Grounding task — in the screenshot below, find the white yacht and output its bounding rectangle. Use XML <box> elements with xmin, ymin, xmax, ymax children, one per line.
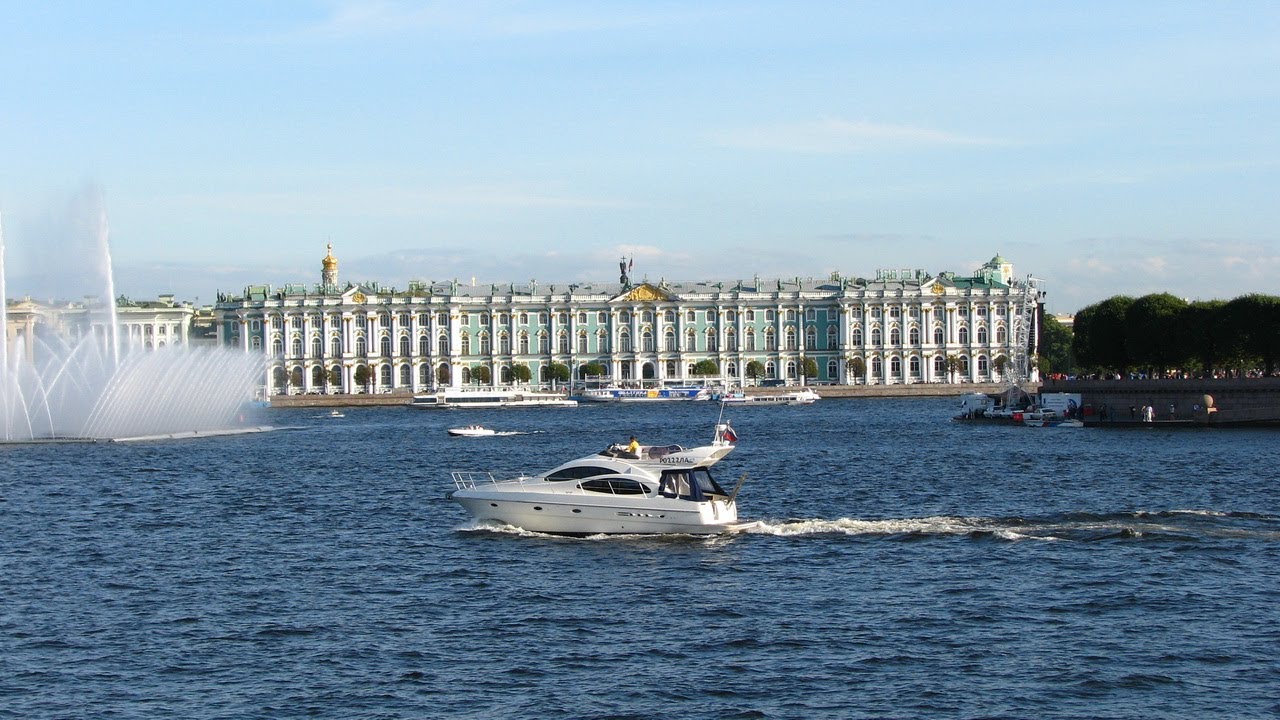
<box><xmin>411</xmin><ymin>387</ymin><xmax>577</xmax><ymax>409</ymax></box>
<box><xmin>448</xmin><ymin>423</ymin><xmax>751</xmax><ymax>535</ymax></box>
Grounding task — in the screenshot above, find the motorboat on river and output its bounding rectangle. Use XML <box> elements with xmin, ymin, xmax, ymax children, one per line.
<box><xmin>448</xmin><ymin>425</ymin><xmax>497</xmax><ymax>437</ymax></box>
<box><xmin>448</xmin><ymin>422</ymin><xmax>751</xmax><ymax>535</ymax></box>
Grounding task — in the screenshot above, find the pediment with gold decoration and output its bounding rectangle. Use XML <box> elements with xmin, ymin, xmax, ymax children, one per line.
<box><xmin>611</xmin><ymin>283</ymin><xmax>677</xmax><ymax>303</ymax></box>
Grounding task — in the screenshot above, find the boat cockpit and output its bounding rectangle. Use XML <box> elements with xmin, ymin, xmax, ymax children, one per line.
<box><xmin>599</xmin><ymin>442</ymin><xmax>684</xmax><ymax>460</ymax></box>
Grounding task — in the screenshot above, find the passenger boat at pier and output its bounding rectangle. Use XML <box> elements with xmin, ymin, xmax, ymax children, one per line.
<box><xmin>720</xmin><ymin>388</ymin><xmax>820</xmax><ymax>406</ymax></box>
<box><xmin>578</xmin><ymin>385</ymin><xmax>711</xmax><ymax>402</ymax></box>
<box><xmin>411</xmin><ymin>387</ymin><xmax>577</xmax><ymax>409</ymax></box>
<box><xmin>448</xmin><ymin>422</ymin><xmax>751</xmax><ymax>535</ymax></box>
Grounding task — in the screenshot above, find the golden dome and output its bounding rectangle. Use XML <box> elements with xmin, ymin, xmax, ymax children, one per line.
<box><xmin>322</xmin><ymin>242</ymin><xmax>338</xmax><ymax>270</ymax></box>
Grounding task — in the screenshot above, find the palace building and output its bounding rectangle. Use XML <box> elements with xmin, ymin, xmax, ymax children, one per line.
<box><xmin>212</xmin><ymin>245</ymin><xmax>1043</xmax><ymax>395</ymax></box>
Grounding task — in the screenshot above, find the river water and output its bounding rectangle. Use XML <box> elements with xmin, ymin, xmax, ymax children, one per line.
<box><xmin>2</xmin><ymin>396</ymin><xmax>1278</xmax><ymax>719</ymax></box>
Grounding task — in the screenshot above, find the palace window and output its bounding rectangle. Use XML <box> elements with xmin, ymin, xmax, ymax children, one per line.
<box><xmin>827</xmin><ymin>359</ymin><xmax>838</xmax><ymax>379</ymax></box>
<box><xmin>332</xmin><ymin>336</ymin><xmax>343</xmax><ymax>357</ymax></box>
<box><xmin>871</xmin><ymin>328</ymin><xmax>882</xmax><ymax>346</ymax></box>
<box><xmin>539</xmin><ymin>332</ymin><xmax>550</xmax><ymax>354</ymax></box>
<box><xmin>400</xmin><ymin>365</ymin><xmax>411</xmax><ymax>386</ymax></box>
<box><xmin>910</xmin><ymin>356</ymin><xmax>922</xmax><ymax>378</ymax></box>
<box><xmin>481</xmin><ymin>313</ymin><xmax>491</xmax><ymax>325</ymax></box>
<box><xmin>745</xmin><ymin>328</ymin><xmax>756</xmax><ymax>352</ymax></box>
<box><xmin>706</xmin><ymin>329</ymin><xmax>717</xmax><ymax>352</ymax></box>
<box><xmin>438</xmin><ymin>334</ymin><xmax>449</xmax><ymax>356</ymax></box>
<box><xmin>519</xmin><ymin>332</ymin><xmax>530</xmax><ymax>354</ymax></box>
<box><xmin>642</xmin><ymin>330</ymin><xmax>654</xmax><ymax>352</ymax></box>
<box><xmin>687</xmin><ymin>310</ymin><xmax>697</xmax><ymax>322</ymax></box>
<box><xmin>765</xmin><ymin>328</ymin><xmax>777</xmax><ymax>351</ymax></box>
<box><xmin>890</xmin><ymin>356</ymin><xmax>901</xmax><ymax>379</ymax></box>
<box><xmin>909</xmin><ymin>326</ymin><xmax>920</xmax><ymax>345</ymax></box>
<box><xmin>765</xmin><ymin>361</ymin><xmax>777</xmax><ymax>378</ymax></box>
<box><xmin>806</xmin><ymin>327</ymin><xmax>817</xmax><ymax>349</ymax></box>
<box><xmin>666</xmin><ymin>329</ymin><xmax>678</xmax><ymax>352</ymax></box>
<box><xmin>379</xmin><ymin>313</ymin><xmax>391</xmax><ymax>328</ymax></box>
<box><xmin>685</xmin><ymin>328</ymin><xmax>697</xmax><ymax>352</ymax></box>
<box><xmin>596</xmin><ymin>329</ymin><xmax>609</xmax><ymax>353</ymax></box>
<box><xmin>765</xmin><ymin>309</ymin><xmax>775</xmax><ymax>322</ymax></box>
<box><xmin>785</xmin><ymin>327</ymin><xmax>797</xmax><ymax>351</ymax></box>
<box><xmin>419</xmin><ymin>334</ymin><xmax>430</xmax><ymax>355</ymax></box>
<box><xmin>460</xmin><ymin>312</ymin><xmax>470</xmax><ymax>325</ymax></box>
<box><xmin>826</xmin><ymin>326</ymin><xmax>837</xmax><ymax>350</ymax></box>
<box><xmin>479</xmin><ymin>332</ymin><xmax>491</xmax><ymax>355</ymax></box>
<box><xmin>619</xmin><ymin>330</ymin><xmax>632</xmax><ymax>353</ymax></box>
<box><xmin>355</xmin><ymin>336</ymin><xmax>367</xmax><ymax>356</ymax></box>
<box><xmin>890</xmin><ymin>327</ymin><xmax>901</xmax><ymax>346</ymax></box>
<box><xmin>889</xmin><ymin>307</ymin><xmax>901</xmax><ymax>319</ymax></box>
<box><xmin>959</xmin><ymin>327</ymin><xmax>969</xmax><ymax>344</ymax></box>
<box><xmin>977</xmin><ymin>327</ymin><xmax>988</xmax><ymax>344</ymax></box>
<box><xmin>578</xmin><ymin>312</ymin><xmax>587</xmax><ymax>324</ymax></box>
<box><xmin>745</xmin><ymin>310</ymin><xmax>755</xmax><ymax>322</ymax></box>
<box><xmin>996</xmin><ymin>325</ymin><xmax>1007</xmax><ymax>344</ymax></box>
<box><xmin>977</xmin><ymin>355</ymin><xmax>989</xmax><ymax>375</ymax></box>
<box><xmin>578</xmin><ymin>331</ymin><xmax>588</xmax><ymax>354</ymax></box>
<box><xmin>934</xmin><ymin>356</ymin><xmax>946</xmax><ymax>378</ymax></box>
<box><xmin>291</xmin><ymin>338</ymin><xmax>303</xmax><ymax>356</ymax></box>
<box><xmin>871</xmin><ymin>356</ymin><xmax>882</xmax><ymax>379</ymax></box>
<box><xmin>460</xmin><ymin>334</ymin><xmax>471</xmax><ymax>355</ymax></box>
<box><xmin>400</xmin><ymin>335</ymin><xmax>411</xmax><ymax>356</ymax></box>
<box><xmin>726</xmin><ymin>328</ymin><xmax>738</xmax><ymax>352</ymax></box>
<box><xmin>558</xmin><ymin>331</ymin><xmax>570</xmax><ymax>354</ymax></box>
<box><xmin>312</xmin><ymin>337</ymin><xmax>322</xmax><ymax>357</ymax></box>
<box><xmin>499</xmin><ymin>332</ymin><xmax>511</xmax><ymax>354</ymax></box>
<box><xmin>598</xmin><ymin>311</ymin><xmax>608</xmax><ymax>324</ymax></box>
<box><xmin>852</xmin><ymin>328</ymin><xmax>863</xmax><ymax>346</ymax></box>
<box><xmin>934</xmin><ymin>325</ymin><xmax>944</xmax><ymax>344</ymax></box>
<box><xmin>381</xmin><ymin>335</ymin><xmax>392</xmax><ymax>357</ymax></box>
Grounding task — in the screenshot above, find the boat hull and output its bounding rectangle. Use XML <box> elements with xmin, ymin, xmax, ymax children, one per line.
<box><xmin>451</xmin><ymin>491</ymin><xmax>739</xmax><ymax>535</ymax></box>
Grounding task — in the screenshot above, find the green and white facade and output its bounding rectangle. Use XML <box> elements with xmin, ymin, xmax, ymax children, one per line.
<box><xmin>213</xmin><ymin>247</ymin><xmax>1042</xmax><ymax>395</ymax></box>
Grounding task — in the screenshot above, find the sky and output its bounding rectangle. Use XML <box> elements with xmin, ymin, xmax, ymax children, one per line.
<box><xmin>1</xmin><ymin>1</ymin><xmax>1277</xmax><ymax>314</ymax></box>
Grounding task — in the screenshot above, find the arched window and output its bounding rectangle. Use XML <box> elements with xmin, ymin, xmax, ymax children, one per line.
<box><xmin>996</xmin><ymin>325</ymin><xmax>1007</xmax><ymax>344</ymax></box>
<box><xmin>539</xmin><ymin>332</ymin><xmax>550</xmax><ymax>354</ymax></box>
<box><xmin>786</xmin><ymin>361</ymin><xmax>798</xmax><ymax>379</ymax></box>
<box><xmin>765</xmin><ymin>361</ymin><xmax>777</xmax><ymax>378</ymax></box>
<box><xmin>642</xmin><ymin>330</ymin><xmax>654</xmax><ymax>352</ymax></box>
<box><xmin>889</xmin><ymin>327</ymin><xmax>901</xmax><ymax>346</ymax></box>
<box><xmin>399</xmin><ymin>364</ymin><xmax>410</xmax><ymax>385</ymax></box>
<box><xmin>958</xmin><ymin>326</ymin><xmax>969</xmax><ymax>344</ymax></box>
<box><xmin>499</xmin><ymin>332</ymin><xmax>511</xmax><ymax>354</ymax></box>
<box><xmin>577</xmin><ymin>330</ymin><xmax>588</xmax><ymax>354</ymax></box>
<box><xmin>909</xmin><ymin>326</ymin><xmax>920</xmax><ymax>345</ymax></box>
<box><xmin>852</xmin><ymin>327</ymin><xmax>863</xmax><ymax>346</ymax></box>
<box><xmin>619</xmin><ymin>330</ymin><xmax>632</xmax><ymax>353</ymax></box>
<box><xmin>438</xmin><ymin>334</ymin><xmax>449</xmax><ymax>356</ymax></box>
<box><xmin>765</xmin><ymin>328</ymin><xmax>777</xmax><ymax>351</ymax></box>
<box><xmin>934</xmin><ymin>355</ymin><xmax>946</xmax><ymax>378</ymax></box>
<box><xmin>826</xmin><ymin>326</ymin><xmax>837</xmax><ymax>350</ymax></box>
<box><xmin>977</xmin><ymin>355</ymin><xmax>989</xmax><ymax>375</ymax></box>
<box><xmin>380</xmin><ymin>364</ymin><xmax>392</xmax><ymax>386</ymax></box>
<box><xmin>727</xmin><ymin>361</ymin><xmax>738</xmax><ymax>377</ymax></box>
<box><xmin>685</xmin><ymin>328</ymin><xmax>697</xmax><ymax>351</ymax></box>
<box><xmin>331</xmin><ymin>335</ymin><xmax>342</xmax><ymax>357</ymax></box>
<box><xmin>870</xmin><ymin>356</ymin><xmax>882</xmax><ymax>379</ymax></box>
<box><xmin>909</xmin><ymin>356</ymin><xmax>921</xmax><ymax>378</ymax></box>
<box><xmin>460</xmin><ymin>333</ymin><xmax>471</xmax><ymax>355</ymax></box>
<box><xmin>519</xmin><ymin>332</ymin><xmax>530</xmax><ymax>354</ymax></box>
<box><xmin>420</xmin><ymin>364</ymin><xmax>431</xmax><ymax>385</ymax></box>
<box><xmin>706</xmin><ymin>329</ymin><xmax>718</xmax><ymax>352</ymax></box>
<box><xmin>666</xmin><ymin>329</ymin><xmax>678</xmax><ymax>352</ymax></box>
<box><xmin>871</xmin><ymin>328</ymin><xmax>882</xmax><ymax>346</ymax></box>
<box><xmin>597</xmin><ymin>329</ymin><xmax>609</xmax><ymax>353</ymax></box>
<box><xmin>380</xmin><ymin>335</ymin><xmax>392</xmax><ymax>357</ymax></box>
<box><xmin>558</xmin><ymin>331</ymin><xmax>570</xmax><ymax>353</ymax></box>
<box><xmin>827</xmin><ymin>359</ymin><xmax>838</xmax><ymax>379</ymax></box>
<box><xmin>890</xmin><ymin>356</ymin><xmax>902</xmax><ymax>379</ymax></box>
<box><xmin>419</xmin><ymin>334</ymin><xmax>430</xmax><ymax>355</ymax></box>
<box><xmin>664</xmin><ymin>310</ymin><xmax>675</xmax><ymax>323</ymax></box>
<box><xmin>977</xmin><ymin>327</ymin><xmax>988</xmax><ymax>344</ymax></box>
<box><xmin>745</xmin><ymin>328</ymin><xmax>756</xmax><ymax>351</ymax></box>
<box><xmin>934</xmin><ymin>325</ymin><xmax>944</xmax><ymax>345</ymax></box>
<box><xmin>785</xmin><ymin>328</ymin><xmax>797</xmax><ymax>350</ymax></box>
<box><xmin>399</xmin><ymin>335</ymin><xmax>410</xmax><ymax>356</ymax></box>
<box><xmin>806</xmin><ymin>327</ymin><xmax>817</xmax><ymax>349</ymax></box>
<box><xmin>355</xmin><ymin>336</ymin><xmax>367</xmax><ymax>356</ymax></box>
<box><xmin>311</xmin><ymin>336</ymin><xmax>322</xmax><ymax>358</ymax></box>
<box><xmin>291</xmin><ymin>337</ymin><xmax>303</xmax><ymax>357</ymax></box>
<box><xmin>479</xmin><ymin>332</ymin><xmax>491</xmax><ymax>355</ymax></box>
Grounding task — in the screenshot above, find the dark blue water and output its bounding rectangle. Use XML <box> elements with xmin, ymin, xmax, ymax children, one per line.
<box><xmin>3</xmin><ymin>397</ymin><xmax>1279</xmax><ymax>719</ymax></box>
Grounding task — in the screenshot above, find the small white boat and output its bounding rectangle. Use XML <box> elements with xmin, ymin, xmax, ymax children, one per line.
<box><xmin>1020</xmin><ymin>410</ymin><xmax>1083</xmax><ymax>428</ymax></box>
<box><xmin>448</xmin><ymin>425</ymin><xmax>497</xmax><ymax>437</ymax></box>
<box><xmin>328</xmin><ymin>409</ymin><xmax>345</xmax><ymax>418</ymax></box>
<box><xmin>720</xmin><ymin>388</ymin><xmax>819</xmax><ymax>406</ymax></box>
<box><xmin>448</xmin><ymin>422</ymin><xmax>750</xmax><ymax>535</ymax></box>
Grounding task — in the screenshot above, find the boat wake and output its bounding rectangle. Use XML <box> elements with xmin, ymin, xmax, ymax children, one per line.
<box><xmin>455</xmin><ymin>511</ymin><xmax>1280</xmax><ymax>543</ymax></box>
<box><xmin>742</xmin><ymin>510</ymin><xmax>1280</xmax><ymax>542</ymax></box>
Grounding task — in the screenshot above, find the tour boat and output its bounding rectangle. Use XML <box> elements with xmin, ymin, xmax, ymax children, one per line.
<box><xmin>448</xmin><ymin>422</ymin><xmax>752</xmax><ymax>535</ymax></box>
<box><xmin>1019</xmin><ymin>409</ymin><xmax>1083</xmax><ymax>428</ymax></box>
<box><xmin>411</xmin><ymin>387</ymin><xmax>578</xmax><ymax>409</ymax></box>
<box><xmin>719</xmin><ymin>388</ymin><xmax>820</xmax><ymax>406</ymax></box>
<box><xmin>578</xmin><ymin>385</ymin><xmax>711</xmax><ymax>402</ymax></box>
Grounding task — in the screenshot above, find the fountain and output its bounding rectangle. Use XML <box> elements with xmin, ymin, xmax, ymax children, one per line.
<box><xmin>1</xmin><ymin>194</ymin><xmax>266</xmax><ymax>442</ymax></box>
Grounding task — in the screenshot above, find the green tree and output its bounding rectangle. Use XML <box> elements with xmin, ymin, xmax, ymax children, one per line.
<box><xmin>800</xmin><ymin>357</ymin><xmax>818</xmax><ymax>381</ymax></box>
<box><xmin>471</xmin><ymin>364</ymin><xmax>491</xmax><ymax>384</ymax></box>
<box><xmin>510</xmin><ymin>364</ymin><xmax>532</xmax><ymax>383</ymax></box>
<box><xmin>436</xmin><ymin>364</ymin><xmax>450</xmax><ymax>384</ymax></box>
<box><xmin>353</xmin><ymin>364</ymin><xmax>370</xmax><ymax>391</ymax></box>
<box><xmin>692</xmin><ymin>359</ymin><xmax>720</xmax><ymax>376</ymax></box>
<box><xmin>1125</xmin><ymin>293</ymin><xmax>1189</xmax><ymax>375</ymax></box>
<box><xmin>944</xmin><ymin>354</ymin><xmax>962</xmax><ymax>382</ymax></box>
<box><xmin>1072</xmin><ymin>295</ymin><xmax>1134</xmax><ymax>374</ymax></box>
<box><xmin>745</xmin><ymin>360</ymin><xmax>765</xmax><ymax>383</ymax></box>
<box><xmin>580</xmin><ymin>361</ymin><xmax>605</xmax><ymax>378</ymax></box>
<box><xmin>1178</xmin><ymin>300</ymin><xmax>1229</xmax><ymax>375</ymax></box>
<box><xmin>327</xmin><ymin>366</ymin><xmax>341</xmax><ymax>389</ymax></box>
<box><xmin>548</xmin><ymin>362</ymin><xmax>571</xmax><ymax>384</ymax></box>
<box><xmin>845</xmin><ymin>356</ymin><xmax>865</xmax><ymax>384</ymax></box>
<box><xmin>1038</xmin><ymin>315</ymin><xmax>1074</xmax><ymax>377</ymax></box>
<box><xmin>1223</xmin><ymin>294</ymin><xmax>1280</xmax><ymax>375</ymax></box>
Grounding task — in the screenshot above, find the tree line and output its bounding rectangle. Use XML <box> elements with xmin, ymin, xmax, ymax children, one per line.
<box><xmin>1070</xmin><ymin>293</ymin><xmax>1280</xmax><ymax>377</ymax></box>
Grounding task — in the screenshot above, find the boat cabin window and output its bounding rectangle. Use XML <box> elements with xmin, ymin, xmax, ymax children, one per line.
<box><xmin>546</xmin><ymin>465</ymin><xmax>615</xmax><ymax>482</ymax></box>
<box><xmin>658</xmin><ymin>468</ymin><xmax>727</xmax><ymax>501</ymax></box>
<box><xmin>579</xmin><ymin>479</ymin><xmax>649</xmax><ymax>495</ymax></box>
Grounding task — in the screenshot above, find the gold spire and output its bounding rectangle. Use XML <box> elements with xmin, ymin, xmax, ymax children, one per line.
<box><xmin>322</xmin><ymin>242</ymin><xmax>338</xmax><ymax>271</ymax></box>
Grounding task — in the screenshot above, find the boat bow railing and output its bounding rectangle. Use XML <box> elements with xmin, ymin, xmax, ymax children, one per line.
<box><xmin>451</xmin><ymin>471</ymin><xmax>538</xmax><ymax>490</ymax></box>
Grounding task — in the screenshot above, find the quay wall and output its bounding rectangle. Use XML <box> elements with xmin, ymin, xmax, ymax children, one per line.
<box><xmin>266</xmin><ymin>382</ymin><xmax>1023</xmax><ymax>407</ymax></box>
<box><xmin>1041</xmin><ymin>377</ymin><xmax>1280</xmax><ymax>426</ymax></box>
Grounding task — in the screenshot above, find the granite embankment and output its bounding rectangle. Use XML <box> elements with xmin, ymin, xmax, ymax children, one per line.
<box><xmin>266</xmin><ymin>382</ymin><xmax>1020</xmax><ymax>408</ymax></box>
<box><xmin>1043</xmin><ymin>377</ymin><xmax>1280</xmax><ymax>426</ymax></box>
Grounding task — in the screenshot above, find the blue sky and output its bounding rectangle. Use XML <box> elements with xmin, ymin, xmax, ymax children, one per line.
<box><xmin>1</xmin><ymin>1</ymin><xmax>1277</xmax><ymax>313</ymax></box>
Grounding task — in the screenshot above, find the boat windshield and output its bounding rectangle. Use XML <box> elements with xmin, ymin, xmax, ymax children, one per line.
<box><xmin>657</xmin><ymin>467</ymin><xmax>726</xmax><ymax>501</ymax></box>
